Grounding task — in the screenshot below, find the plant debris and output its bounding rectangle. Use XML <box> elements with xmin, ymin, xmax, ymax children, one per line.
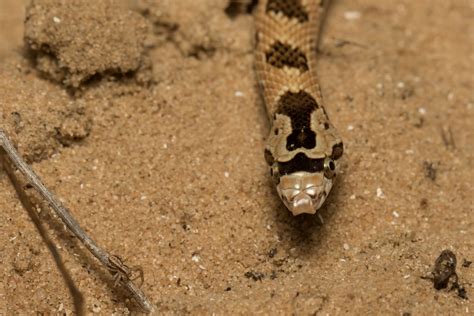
<box><xmin>422</xmin><ymin>250</ymin><xmax>468</xmax><ymax>300</ymax></box>
<box><xmin>462</xmin><ymin>259</ymin><xmax>472</xmax><ymax>268</ymax></box>
<box><xmin>244</xmin><ymin>271</ymin><xmax>265</xmax><ymax>281</ymax></box>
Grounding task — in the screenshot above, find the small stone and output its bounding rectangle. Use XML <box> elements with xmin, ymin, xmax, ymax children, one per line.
<box><xmin>344</xmin><ymin>11</ymin><xmax>361</xmax><ymax>20</ymax></box>
<box><xmin>192</xmin><ymin>253</ymin><xmax>201</xmax><ymax>262</ymax></box>
<box><xmin>376</xmin><ymin>187</ymin><xmax>385</xmax><ymax>198</ymax></box>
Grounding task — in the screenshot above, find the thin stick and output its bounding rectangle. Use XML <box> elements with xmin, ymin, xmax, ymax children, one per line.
<box><xmin>0</xmin><ymin>129</ymin><xmax>155</xmax><ymax>313</ymax></box>
<box><xmin>0</xmin><ymin>151</ymin><xmax>85</xmax><ymax>315</ymax></box>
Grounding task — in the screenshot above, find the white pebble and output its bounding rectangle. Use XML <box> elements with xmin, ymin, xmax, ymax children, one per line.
<box><xmin>192</xmin><ymin>254</ymin><xmax>201</xmax><ymax>262</ymax></box>
<box><xmin>347</xmin><ymin>124</ymin><xmax>354</xmax><ymax>131</ymax></box>
<box><xmin>376</xmin><ymin>187</ymin><xmax>385</xmax><ymax>198</ymax></box>
<box><xmin>344</xmin><ymin>10</ymin><xmax>361</xmax><ymax>20</ymax></box>
<box><xmin>349</xmin><ymin>194</ymin><xmax>356</xmax><ymax>200</ymax></box>
<box><xmin>343</xmin><ymin>243</ymin><xmax>350</xmax><ymax>250</ymax></box>
<box><xmin>392</xmin><ymin>211</ymin><xmax>400</xmax><ymax>218</ymax></box>
<box><xmin>234</xmin><ymin>91</ymin><xmax>244</xmax><ymax>97</ymax></box>
<box><xmin>224</xmin><ymin>171</ymin><xmax>230</xmax><ymax>178</ymax></box>
<box><xmin>418</xmin><ymin>107</ymin><xmax>427</xmax><ymax>115</ymax></box>
<box><xmin>397</xmin><ymin>81</ymin><xmax>405</xmax><ymax>88</ymax></box>
<box><xmin>53</xmin><ymin>16</ymin><xmax>61</xmax><ymax>23</ymax></box>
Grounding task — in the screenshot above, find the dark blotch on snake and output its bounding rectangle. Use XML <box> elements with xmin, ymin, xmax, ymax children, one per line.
<box><xmin>265</xmin><ymin>41</ymin><xmax>309</xmax><ymax>72</ymax></box>
<box><xmin>331</xmin><ymin>142</ymin><xmax>344</xmax><ymax>160</ymax></box>
<box><xmin>276</xmin><ymin>91</ymin><xmax>319</xmax><ymax>151</ymax></box>
<box><xmin>264</xmin><ymin>148</ymin><xmax>275</xmax><ymax>166</ymax></box>
<box><xmin>278</xmin><ymin>153</ymin><xmax>324</xmax><ymax>175</ymax></box>
<box><xmin>266</xmin><ymin>0</ymin><xmax>309</xmax><ymax>23</ymax></box>
<box><xmin>225</xmin><ymin>0</ymin><xmax>258</xmax><ymax>18</ymax></box>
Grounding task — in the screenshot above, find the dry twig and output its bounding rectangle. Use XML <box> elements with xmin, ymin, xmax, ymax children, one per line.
<box><xmin>0</xmin><ymin>129</ymin><xmax>155</xmax><ymax>313</ymax></box>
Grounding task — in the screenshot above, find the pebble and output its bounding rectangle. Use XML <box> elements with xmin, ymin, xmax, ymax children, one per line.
<box><xmin>344</xmin><ymin>11</ymin><xmax>361</xmax><ymax>20</ymax></box>
<box><xmin>192</xmin><ymin>254</ymin><xmax>201</xmax><ymax>262</ymax></box>
<box><xmin>376</xmin><ymin>187</ymin><xmax>385</xmax><ymax>198</ymax></box>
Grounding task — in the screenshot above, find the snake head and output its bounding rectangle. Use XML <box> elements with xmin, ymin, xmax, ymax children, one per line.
<box><xmin>269</xmin><ymin>154</ymin><xmax>338</xmax><ymax>216</ymax></box>
<box><xmin>276</xmin><ymin>170</ymin><xmax>333</xmax><ymax>216</ymax></box>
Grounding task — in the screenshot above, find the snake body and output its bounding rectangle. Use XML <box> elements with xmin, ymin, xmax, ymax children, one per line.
<box><xmin>255</xmin><ymin>0</ymin><xmax>343</xmax><ymax>215</ymax></box>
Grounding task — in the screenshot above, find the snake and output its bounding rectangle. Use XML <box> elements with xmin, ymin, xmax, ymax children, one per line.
<box><xmin>255</xmin><ymin>0</ymin><xmax>343</xmax><ymax>216</ymax></box>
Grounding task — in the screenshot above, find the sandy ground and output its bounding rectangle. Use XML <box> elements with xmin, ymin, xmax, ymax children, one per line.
<box><xmin>0</xmin><ymin>0</ymin><xmax>473</xmax><ymax>314</ymax></box>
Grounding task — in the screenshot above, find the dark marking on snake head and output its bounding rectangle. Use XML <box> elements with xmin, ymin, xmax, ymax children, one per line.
<box><xmin>265</xmin><ymin>41</ymin><xmax>308</xmax><ymax>72</ymax></box>
<box><xmin>276</xmin><ymin>91</ymin><xmax>319</xmax><ymax>151</ymax></box>
<box><xmin>331</xmin><ymin>142</ymin><xmax>344</xmax><ymax>160</ymax></box>
<box><xmin>266</xmin><ymin>0</ymin><xmax>309</xmax><ymax>23</ymax></box>
<box><xmin>264</xmin><ymin>148</ymin><xmax>275</xmax><ymax>166</ymax></box>
<box><xmin>286</xmin><ymin>128</ymin><xmax>316</xmax><ymax>151</ymax></box>
<box><xmin>278</xmin><ymin>153</ymin><xmax>324</xmax><ymax>175</ymax></box>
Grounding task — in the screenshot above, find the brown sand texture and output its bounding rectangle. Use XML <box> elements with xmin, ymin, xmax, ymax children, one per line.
<box><xmin>0</xmin><ymin>0</ymin><xmax>473</xmax><ymax>314</ymax></box>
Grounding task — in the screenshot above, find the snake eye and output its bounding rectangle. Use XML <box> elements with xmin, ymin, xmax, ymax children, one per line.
<box><xmin>324</xmin><ymin>157</ymin><xmax>336</xmax><ymax>179</ymax></box>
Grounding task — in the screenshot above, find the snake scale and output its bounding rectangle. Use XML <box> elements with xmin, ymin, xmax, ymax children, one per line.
<box><xmin>255</xmin><ymin>0</ymin><xmax>343</xmax><ymax>215</ymax></box>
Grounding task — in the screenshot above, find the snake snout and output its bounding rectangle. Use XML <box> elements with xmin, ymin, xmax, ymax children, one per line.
<box><xmin>276</xmin><ymin>172</ymin><xmax>331</xmax><ymax>216</ymax></box>
<box><xmin>279</xmin><ymin>188</ymin><xmax>325</xmax><ymax>216</ymax></box>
